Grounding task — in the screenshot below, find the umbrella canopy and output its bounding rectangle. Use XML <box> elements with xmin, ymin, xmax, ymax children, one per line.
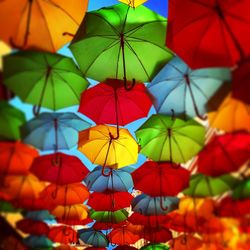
<box><xmin>78</xmin><ymin>125</ymin><xmax>139</xmax><ymax>168</ymax></box>
<box><xmin>0</xmin><ymin>72</ymin><xmax>14</xmax><ymax>100</ymax></box>
<box><xmin>40</xmin><ymin>183</ymin><xmax>89</xmax><ymax>206</ymax></box>
<box><xmin>30</xmin><ymin>153</ymin><xmax>89</xmax><ymax>185</ymax></box>
<box><xmin>208</xmin><ymin>94</ymin><xmax>250</xmax><ymax>132</ymax></box>
<box><xmin>21</xmin><ymin>112</ymin><xmax>91</xmax><ymax>151</ymax></box>
<box><xmin>0</xmin><ymin>40</ymin><xmax>11</xmax><ymax>70</ymax></box>
<box><xmin>23</xmin><ymin>236</ymin><xmax>53</xmax><ymax>249</ymax></box>
<box><xmin>54</xmin><ymin>245</ymin><xmax>78</xmax><ymax>250</ymax></box>
<box><xmin>0</xmin><ymin>141</ymin><xmax>38</xmax><ymax>176</ymax></box>
<box><xmin>70</xmin><ymin>3</ymin><xmax>173</xmax><ymax>85</ymax></box>
<box><xmin>108</xmin><ymin>227</ymin><xmax>140</xmax><ymax>245</ymax></box>
<box><xmin>0</xmin><ymin>174</ymin><xmax>45</xmax><ymax>200</ymax></box>
<box><xmin>0</xmin><ymin>201</ymin><xmax>21</xmax><ymax>213</ymax></box>
<box><xmin>3</xmin><ymin>51</ymin><xmax>89</xmax><ymax>112</ymax></box>
<box><xmin>132</xmin><ymin>193</ymin><xmax>179</xmax><ymax>215</ymax></box>
<box><xmin>89</xmin><ymin>209</ymin><xmax>128</xmax><ymax>224</ymax></box>
<box><xmin>142</xmin><ymin>227</ymin><xmax>172</xmax><ymax>243</ymax></box>
<box><xmin>48</xmin><ymin>225</ymin><xmax>78</xmax><ymax>244</ymax></box>
<box><xmin>140</xmin><ymin>244</ymin><xmax>169</xmax><ymax>250</ymax></box>
<box><xmin>135</xmin><ymin>114</ymin><xmax>205</xmax><ymax>163</ymax></box>
<box><xmin>167</xmin><ymin>0</ymin><xmax>250</xmax><ymax>68</ymax></box>
<box><xmin>148</xmin><ymin>56</ymin><xmax>231</xmax><ymax>119</ymax></box>
<box><xmin>232</xmin><ymin>179</ymin><xmax>250</xmax><ymax>199</ymax></box>
<box><xmin>132</xmin><ymin>161</ymin><xmax>190</xmax><ymax>196</ymax></box>
<box><xmin>16</xmin><ymin>219</ymin><xmax>49</xmax><ymax>236</ymax></box>
<box><xmin>78</xmin><ymin>229</ymin><xmax>108</xmax><ymax>248</ymax></box>
<box><xmin>197</xmin><ymin>132</ymin><xmax>250</xmax><ymax>176</ymax></box>
<box><xmin>169</xmin><ymin>235</ymin><xmax>203</xmax><ymax>250</ymax></box>
<box><xmin>24</xmin><ymin>210</ymin><xmax>55</xmax><ymax>221</ymax></box>
<box><xmin>0</xmin><ymin>101</ymin><xmax>26</xmax><ymax>141</ymax></box>
<box><xmin>78</xmin><ymin>79</ymin><xmax>152</xmax><ymax>126</ymax></box>
<box><xmin>119</xmin><ymin>0</ymin><xmax>148</xmax><ymax>8</ymax></box>
<box><xmin>183</xmin><ymin>174</ymin><xmax>239</xmax><ymax>197</ymax></box>
<box><xmin>0</xmin><ymin>0</ymin><xmax>88</xmax><ymax>52</ymax></box>
<box><xmin>88</xmin><ymin>191</ymin><xmax>133</xmax><ymax>211</ymax></box>
<box><xmin>115</xmin><ymin>246</ymin><xmax>138</xmax><ymax>250</ymax></box>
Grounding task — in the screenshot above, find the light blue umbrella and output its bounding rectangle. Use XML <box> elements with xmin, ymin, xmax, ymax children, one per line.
<box><xmin>148</xmin><ymin>56</ymin><xmax>231</xmax><ymax>119</ymax></box>
<box><xmin>78</xmin><ymin>228</ymin><xmax>108</xmax><ymax>247</ymax></box>
<box><xmin>85</xmin><ymin>166</ymin><xmax>134</xmax><ymax>192</ymax></box>
<box><xmin>23</xmin><ymin>236</ymin><xmax>53</xmax><ymax>249</ymax></box>
<box><xmin>131</xmin><ymin>194</ymin><xmax>179</xmax><ymax>215</ymax></box>
<box><xmin>24</xmin><ymin>210</ymin><xmax>55</xmax><ymax>221</ymax></box>
<box><xmin>21</xmin><ymin>112</ymin><xmax>91</xmax><ymax>151</ymax></box>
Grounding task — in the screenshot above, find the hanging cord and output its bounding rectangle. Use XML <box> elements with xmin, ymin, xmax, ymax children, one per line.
<box><xmin>101</xmin><ymin>133</ymin><xmax>114</xmax><ymax>176</ymax></box>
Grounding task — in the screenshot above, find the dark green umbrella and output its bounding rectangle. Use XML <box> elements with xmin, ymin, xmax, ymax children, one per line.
<box><xmin>232</xmin><ymin>178</ymin><xmax>250</xmax><ymax>199</ymax></box>
<box><xmin>135</xmin><ymin>114</ymin><xmax>205</xmax><ymax>163</ymax></box>
<box><xmin>89</xmin><ymin>209</ymin><xmax>128</xmax><ymax>224</ymax></box>
<box><xmin>3</xmin><ymin>51</ymin><xmax>89</xmax><ymax>114</ymax></box>
<box><xmin>0</xmin><ymin>201</ymin><xmax>21</xmax><ymax>213</ymax></box>
<box><xmin>0</xmin><ymin>101</ymin><xmax>26</xmax><ymax>140</ymax></box>
<box><xmin>140</xmin><ymin>244</ymin><xmax>170</xmax><ymax>250</ymax></box>
<box><xmin>70</xmin><ymin>3</ymin><xmax>173</xmax><ymax>89</ymax></box>
<box><xmin>183</xmin><ymin>174</ymin><xmax>239</xmax><ymax>197</ymax></box>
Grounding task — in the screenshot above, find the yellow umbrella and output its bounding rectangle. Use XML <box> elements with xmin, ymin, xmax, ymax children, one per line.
<box><xmin>0</xmin><ymin>40</ymin><xmax>11</xmax><ymax>70</ymax></box>
<box><xmin>119</xmin><ymin>0</ymin><xmax>148</xmax><ymax>8</ymax></box>
<box><xmin>78</xmin><ymin>125</ymin><xmax>139</xmax><ymax>169</ymax></box>
<box><xmin>208</xmin><ymin>94</ymin><xmax>250</xmax><ymax>132</ymax></box>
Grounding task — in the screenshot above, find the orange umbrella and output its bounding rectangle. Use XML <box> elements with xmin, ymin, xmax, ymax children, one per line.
<box><xmin>0</xmin><ymin>0</ymin><xmax>88</xmax><ymax>52</ymax></box>
<box><xmin>40</xmin><ymin>182</ymin><xmax>89</xmax><ymax>206</ymax></box>
<box><xmin>48</xmin><ymin>225</ymin><xmax>78</xmax><ymax>244</ymax></box>
<box><xmin>0</xmin><ymin>174</ymin><xmax>45</xmax><ymax>200</ymax></box>
<box><xmin>0</xmin><ymin>141</ymin><xmax>38</xmax><ymax>176</ymax></box>
<box><xmin>208</xmin><ymin>94</ymin><xmax>250</xmax><ymax>132</ymax></box>
<box><xmin>50</xmin><ymin>204</ymin><xmax>88</xmax><ymax>221</ymax></box>
<box><xmin>170</xmin><ymin>235</ymin><xmax>203</xmax><ymax>250</ymax></box>
<box><xmin>54</xmin><ymin>245</ymin><xmax>78</xmax><ymax>250</ymax></box>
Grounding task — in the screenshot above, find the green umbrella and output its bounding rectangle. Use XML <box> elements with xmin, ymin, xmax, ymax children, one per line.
<box><xmin>183</xmin><ymin>174</ymin><xmax>239</xmax><ymax>197</ymax></box>
<box><xmin>3</xmin><ymin>51</ymin><xmax>89</xmax><ymax>114</ymax></box>
<box><xmin>232</xmin><ymin>179</ymin><xmax>250</xmax><ymax>199</ymax></box>
<box><xmin>140</xmin><ymin>244</ymin><xmax>170</xmax><ymax>250</ymax></box>
<box><xmin>0</xmin><ymin>101</ymin><xmax>26</xmax><ymax>140</ymax></box>
<box><xmin>89</xmin><ymin>209</ymin><xmax>128</xmax><ymax>224</ymax></box>
<box><xmin>70</xmin><ymin>3</ymin><xmax>173</xmax><ymax>89</ymax></box>
<box><xmin>135</xmin><ymin>114</ymin><xmax>205</xmax><ymax>163</ymax></box>
<box><xmin>0</xmin><ymin>201</ymin><xmax>21</xmax><ymax>213</ymax></box>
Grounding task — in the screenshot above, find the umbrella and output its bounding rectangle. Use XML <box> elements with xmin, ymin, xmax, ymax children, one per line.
<box><xmin>23</xmin><ymin>236</ymin><xmax>53</xmax><ymax>249</ymax></box>
<box><xmin>140</xmin><ymin>244</ymin><xmax>169</xmax><ymax>250</ymax></box>
<box><xmin>0</xmin><ymin>72</ymin><xmax>14</xmax><ymax>100</ymax></box>
<box><xmin>70</xmin><ymin>3</ymin><xmax>173</xmax><ymax>88</ymax></box>
<box><xmin>30</xmin><ymin>153</ymin><xmax>89</xmax><ymax>185</ymax></box>
<box><xmin>0</xmin><ymin>141</ymin><xmax>38</xmax><ymax>176</ymax></box>
<box><xmin>50</xmin><ymin>204</ymin><xmax>88</xmax><ymax>221</ymax></box>
<box><xmin>48</xmin><ymin>226</ymin><xmax>78</xmax><ymax>244</ymax></box>
<box><xmin>21</xmin><ymin>112</ymin><xmax>91</xmax><ymax>151</ymax></box>
<box><xmin>24</xmin><ymin>210</ymin><xmax>55</xmax><ymax>221</ymax></box>
<box><xmin>142</xmin><ymin>227</ymin><xmax>172</xmax><ymax>243</ymax></box>
<box><xmin>135</xmin><ymin>114</ymin><xmax>205</xmax><ymax>163</ymax></box>
<box><xmin>78</xmin><ymin>229</ymin><xmax>108</xmax><ymax>248</ymax></box>
<box><xmin>0</xmin><ymin>40</ymin><xmax>11</xmax><ymax>70</ymax></box>
<box><xmin>54</xmin><ymin>245</ymin><xmax>78</xmax><ymax>250</ymax></box>
<box><xmin>108</xmin><ymin>227</ymin><xmax>140</xmax><ymax>245</ymax></box>
<box><xmin>132</xmin><ymin>161</ymin><xmax>190</xmax><ymax>197</ymax></box>
<box><xmin>131</xmin><ymin>193</ymin><xmax>179</xmax><ymax>215</ymax></box>
<box><xmin>0</xmin><ymin>101</ymin><xmax>26</xmax><ymax>141</ymax></box>
<box><xmin>16</xmin><ymin>219</ymin><xmax>49</xmax><ymax>236</ymax></box>
<box><xmin>148</xmin><ymin>56</ymin><xmax>231</xmax><ymax>119</ymax></box>
<box><xmin>78</xmin><ymin>79</ymin><xmax>152</xmax><ymax>126</ymax></box>
<box><xmin>40</xmin><ymin>183</ymin><xmax>89</xmax><ymax>205</ymax></box>
<box><xmin>0</xmin><ymin>201</ymin><xmax>21</xmax><ymax>213</ymax></box>
<box><xmin>0</xmin><ymin>0</ymin><xmax>88</xmax><ymax>52</ymax></box>
<box><xmin>0</xmin><ymin>174</ymin><xmax>45</xmax><ymax>200</ymax></box>
<box><xmin>56</xmin><ymin>217</ymin><xmax>93</xmax><ymax>226</ymax></box>
<box><xmin>167</xmin><ymin>0</ymin><xmax>250</xmax><ymax>68</ymax></box>
<box><xmin>88</xmin><ymin>191</ymin><xmax>133</xmax><ymax>211</ymax></box>
<box><xmin>93</xmin><ymin>221</ymin><xmax>127</xmax><ymax>231</ymax></box>
<box><xmin>3</xmin><ymin>51</ymin><xmax>89</xmax><ymax>114</ymax></box>
<box><xmin>183</xmin><ymin>174</ymin><xmax>239</xmax><ymax>197</ymax></box>
<box><xmin>169</xmin><ymin>235</ymin><xmax>203</xmax><ymax>250</ymax></box>
<box><xmin>197</xmin><ymin>132</ymin><xmax>250</xmax><ymax>176</ymax></box>
<box><xmin>232</xmin><ymin>179</ymin><xmax>250</xmax><ymax>199</ymax></box>
<box><xmin>89</xmin><ymin>209</ymin><xmax>128</xmax><ymax>224</ymax></box>
<box><xmin>208</xmin><ymin>94</ymin><xmax>250</xmax><ymax>132</ymax></box>
<box><xmin>114</xmin><ymin>246</ymin><xmax>138</xmax><ymax>250</ymax></box>
<box><xmin>85</xmin><ymin>166</ymin><xmax>133</xmax><ymax>192</ymax></box>
<box><xmin>78</xmin><ymin>125</ymin><xmax>139</xmax><ymax>170</ymax></box>
<box><xmin>119</xmin><ymin>0</ymin><xmax>148</xmax><ymax>8</ymax></box>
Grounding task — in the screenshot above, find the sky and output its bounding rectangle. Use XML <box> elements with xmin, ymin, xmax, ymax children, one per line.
<box><xmin>9</xmin><ymin>0</ymin><xmax>168</xmax><ymax>171</ymax></box>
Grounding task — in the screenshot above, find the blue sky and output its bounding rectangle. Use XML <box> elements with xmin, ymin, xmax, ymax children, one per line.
<box><xmin>10</xmin><ymin>0</ymin><xmax>168</xmax><ymax>171</ymax></box>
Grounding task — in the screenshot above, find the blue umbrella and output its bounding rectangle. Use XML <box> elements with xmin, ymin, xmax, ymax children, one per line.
<box><xmin>131</xmin><ymin>193</ymin><xmax>179</xmax><ymax>215</ymax></box>
<box><xmin>85</xmin><ymin>166</ymin><xmax>134</xmax><ymax>192</ymax></box>
<box><xmin>78</xmin><ymin>228</ymin><xmax>108</xmax><ymax>247</ymax></box>
<box><xmin>23</xmin><ymin>236</ymin><xmax>53</xmax><ymax>249</ymax></box>
<box><xmin>21</xmin><ymin>112</ymin><xmax>91</xmax><ymax>151</ymax></box>
<box><xmin>24</xmin><ymin>210</ymin><xmax>55</xmax><ymax>221</ymax></box>
<box><xmin>148</xmin><ymin>56</ymin><xmax>231</xmax><ymax>119</ymax></box>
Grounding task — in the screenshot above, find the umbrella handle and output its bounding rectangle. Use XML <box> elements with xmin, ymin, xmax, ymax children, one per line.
<box><xmin>124</xmin><ymin>77</ymin><xmax>136</xmax><ymax>91</ymax></box>
<box><xmin>9</xmin><ymin>37</ymin><xmax>25</xmax><ymax>50</ymax></box>
<box><xmin>32</xmin><ymin>105</ymin><xmax>41</xmax><ymax>116</ymax></box>
<box><xmin>62</xmin><ymin>227</ymin><xmax>71</xmax><ymax>236</ymax></box>
<box><xmin>51</xmin><ymin>187</ymin><xmax>58</xmax><ymax>200</ymax></box>
<box><xmin>62</xmin><ymin>32</ymin><xmax>75</xmax><ymax>37</ymax></box>
<box><xmin>51</xmin><ymin>153</ymin><xmax>62</xmax><ymax>167</ymax></box>
<box><xmin>160</xmin><ymin>196</ymin><xmax>169</xmax><ymax>211</ymax></box>
<box><xmin>101</xmin><ymin>166</ymin><xmax>112</xmax><ymax>176</ymax></box>
<box><xmin>196</xmin><ymin>112</ymin><xmax>207</xmax><ymax>121</ymax></box>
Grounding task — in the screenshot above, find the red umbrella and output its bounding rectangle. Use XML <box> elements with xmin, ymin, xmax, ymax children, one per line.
<box><xmin>197</xmin><ymin>132</ymin><xmax>250</xmax><ymax>176</ymax></box>
<box><xmin>57</xmin><ymin>217</ymin><xmax>93</xmax><ymax>226</ymax></box>
<box><xmin>167</xmin><ymin>0</ymin><xmax>250</xmax><ymax>68</ymax></box>
<box><xmin>78</xmin><ymin>79</ymin><xmax>152</xmax><ymax>126</ymax></box>
<box><xmin>132</xmin><ymin>161</ymin><xmax>190</xmax><ymax>196</ymax></box>
<box><xmin>232</xmin><ymin>58</ymin><xmax>250</xmax><ymax>104</ymax></box>
<box><xmin>88</xmin><ymin>191</ymin><xmax>133</xmax><ymax>211</ymax></box>
<box><xmin>48</xmin><ymin>225</ymin><xmax>78</xmax><ymax>244</ymax></box>
<box><xmin>142</xmin><ymin>226</ymin><xmax>172</xmax><ymax>243</ymax></box>
<box><xmin>16</xmin><ymin>218</ymin><xmax>49</xmax><ymax>236</ymax></box>
<box><xmin>114</xmin><ymin>246</ymin><xmax>138</xmax><ymax>250</ymax></box>
<box><xmin>30</xmin><ymin>153</ymin><xmax>89</xmax><ymax>185</ymax></box>
<box><xmin>93</xmin><ymin>221</ymin><xmax>127</xmax><ymax>231</ymax></box>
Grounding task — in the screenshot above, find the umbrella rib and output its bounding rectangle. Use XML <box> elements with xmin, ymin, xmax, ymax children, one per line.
<box><xmin>224</xmin><ymin>11</ymin><xmax>250</xmax><ymax>26</ymax></box>
<box><xmin>189</xmin><ymin>0</ymin><xmax>214</xmax><ymax>9</ymax></box>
